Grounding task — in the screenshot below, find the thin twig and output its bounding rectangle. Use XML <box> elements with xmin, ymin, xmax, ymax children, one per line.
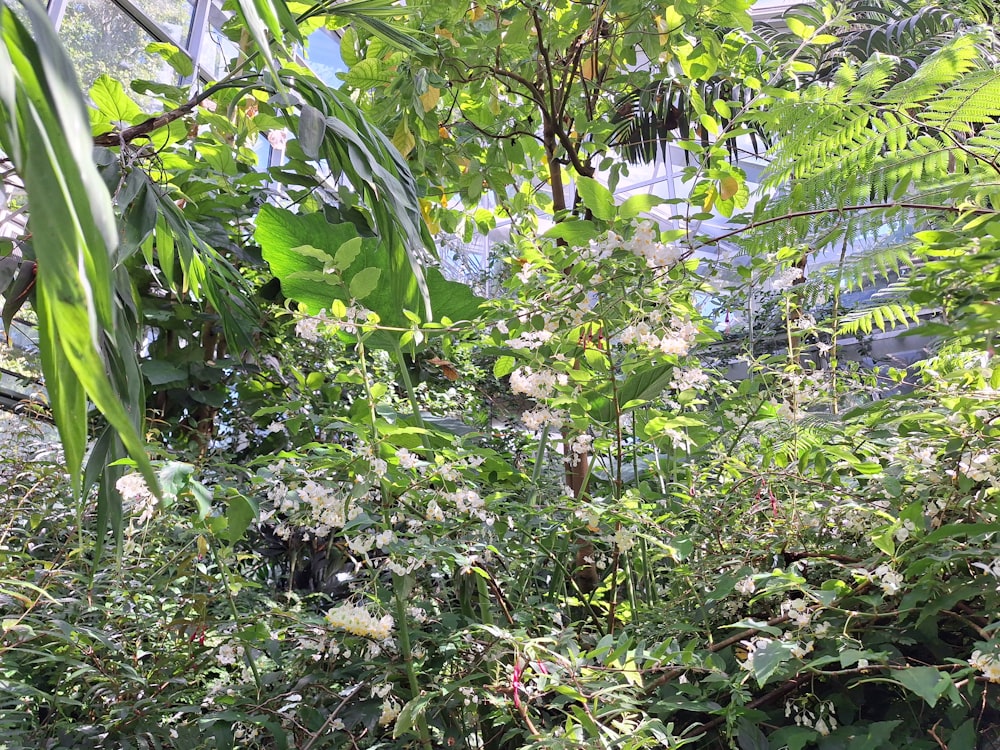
<box><xmin>301</xmin><ymin>683</ymin><xmax>367</xmax><ymax>750</ymax></box>
<box><xmin>702</xmin><ymin>202</ymin><xmax>994</xmax><ymax>247</ymax></box>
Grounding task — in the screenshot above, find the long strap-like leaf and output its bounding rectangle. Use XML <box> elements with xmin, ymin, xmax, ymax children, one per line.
<box><xmin>0</xmin><ymin>3</ymin><xmax>156</xmax><ymax>505</ymax></box>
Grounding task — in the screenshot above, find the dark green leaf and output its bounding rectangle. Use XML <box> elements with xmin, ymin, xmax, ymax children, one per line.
<box><xmin>889</xmin><ymin>666</ymin><xmax>950</xmax><ymax>707</ymax></box>
<box><xmin>226</xmin><ymin>495</ymin><xmax>258</xmax><ymax>544</ymax></box>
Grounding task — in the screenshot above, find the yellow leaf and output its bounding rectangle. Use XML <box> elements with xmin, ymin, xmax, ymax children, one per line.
<box><xmin>419</xmin><ymin>86</ymin><xmax>441</xmax><ymax>113</ymax></box>
<box><xmin>581</xmin><ymin>56</ymin><xmax>597</xmax><ymax>80</ymax></box>
<box><xmin>702</xmin><ymin>184</ymin><xmax>717</xmax><ymax>212</ymax></box>
<box><xmin>719</xmin><ymin>176</ymin><xmax>740</xmax><ymax>200</ymax></box>
<box><xmin>435</xmin><ymin>26</ymin><xmax>459</xmax><ymax>47</ymax></box>
<box><xmin>659</xmin><ymin>6</ymin><xmax>685</xmax><ymax>43</ymax></box>
<box><xmin>420</xmin><ymin>198</ymin><xmax>440</xmax><ymax>234</ymax></box>
<box><xmin>392</xmin><ymin>118</ymin><xmax>416</xmax><ymax>158</ymax></box>
<box><xmin>467</xmin><ymin>3</ymin><xmax>484</xmax><ymax>21</ymax></box>
<box><xmin>438</xmin><ymin>125</ymin><xmax>451</xmax><ymax>140</ymax></box>
<box><xmin>656</xmin><ymin>15</ymin><xmax>669</xmax><ymax>46</ymax></box>
<box><xmin>621</xmin><ymin>659</ymin><xmax>643</xmax><ymax>688</ymax></box>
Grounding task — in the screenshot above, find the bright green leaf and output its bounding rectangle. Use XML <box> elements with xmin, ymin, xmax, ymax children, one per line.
<box><xmin>575</xmin><ymin>176</ymin><xmax>616</xmax><ymax>221</ymax></box>
<box><xmin>349</xmin><ymin>266</ymin><xmax>382</xmax><ymax>300</ymax></box>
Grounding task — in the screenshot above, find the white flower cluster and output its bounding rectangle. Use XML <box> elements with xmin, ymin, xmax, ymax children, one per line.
<box><xmin>116</xmin><ymin>473</ymin><xmax>157</xmax><ymax>524</ymax></box>
<box><xmin>347</xmin><ymin>534</ymin><xmax>375</xmax><ymax>557</ymax></box>
<box><xmin>628</xmin><ymin>220</ymin><xmax>682</xmax><ymax>269</ymax></box>
<box><xmin>295</xmin><ymin>311</ymin><xmax>329</xmax><ymax>342</ymax></box>
<box><xmin>587</xmin><ymin>221</ymin><xmax>681</xmax><ymax>269</ymax></box>
<box><xmin>440</xmin><ymin>488</ymin><xmax>493</xmax><ymax>525</ymax></box>
<box><xmin>395</xmin><ymin>448</ymin><xmax>420</xmax><ymax>470</ymax></box>
<box><xmin>378</xmin><ymin>698</ymin><xmax>401</xmax><ymax>726</ymax></box>
<box><xmin>116</xmin><ymin>473</ymin><xmax>153</xmax><ymax>504</ymax></box>
<box><xmin>874</xmin><ymin>563</ymin><xmax>904</xmax><ymax>595</ymax></box>
<box><xmin>295</xmin><ymin>480</ymin><xmax>358</xmax><ymax>537</ymax></box>
<box><xmin>737</xmin><ymin>636</ymin><xmax>773</xmax><ymax>672</ymax></box>
<box><xmin>335</xmin><ymin>304</ymin><xmax>374</xmax><ymax>335</ymax></box>
<box><xmin>609</xmin><ymin>525</ymin><xmax>637</xmax><ymax>552</ymax></box>
<box><xmin>781</xmin><ymin>598</ymin><xmax>812</xmax><ymax>627</ymax></box>
<box><xmin>507</xmin><ymin>329</ymin><xmax>554</xmax><ymax>350</ymax></box>
<box><xmin>788</xmin><ymin>638</ymin><xmax>814</xmax><ymax>659</ymax></box>
<box><xmin>894</xmin><ymin>519</ymin><xmax>917</xmax><ymax>542</ymax></box>
<box><xmin>906</xmin><ymin>444</ymin><xmax>938</xmax><ymax>468</ymax></box>
<box><xmin>958</xmin><ymin>450</ymin><xmax>1000</xmax><ymax>483</ymax></box>
<box><xmin>735</xmin><ymin>576</ymin><xmax>756</xmax><ymax>596</ymax></box>
<box><xmin>567</xmin><ymin>433</ymin><xmax>592</xmax><ymax>467</ymax></box>
<box><xmin>516</xmin><ymin>262</ymin><xmax>537</xmax><ymax>285</ymax></box>
<box><xmin>521</xmin><ymin>406</ymin><xmax>567</xmax><ymax>431</ymax></box>
<box><xmin>374</xmin><ymin>529</ymin><xmax>395</xmax><ymax>550</ymax></box>
<box><xmin>969</xmin><ymin>648</ymin><xmax>1000</xmax><ymax>682</ymax></box>
<box><xmin>619</xmin><ymin>316</ymin><xmax>698</xmax><ymax>357</ymax></box>
<box><xmin>384</xmin><ymin>555</ymin><xmax>423</xmax><ymax>577</ymax></box>
<box><xmin>509</xmin><ymin>366</ymin><xmax>567</xmax><ymax>399</ymax></box>
<box><xmin>785</xmin><ymin>698</ymin><xmax>837</xmax><ymax>736</ymax></box>
<box><xmin>425</xmin><ymin>498</ymin><xmax>445</xmax><ymax>522</ymax></box>
<box><xmin>325</xmin><ymin>602</ymin><xmax>394</xmax><ymax>641</ymax></box>
<box><xmin>216</xmin><ymin>642</ymin><xmax>244</xmax><ymax>666</ymax></box>
<box><xmin>771</xmin><ymin>266</ymin><xmax>803</xmax><ymax>292</ymax></box>
<box><xmin>670</xmin><ymin>366</ymin><xmax>710</xmax><ymax>392</ymax></box>
<box><xmin>566</xmin><ymin>298</ymin><xmax>596</xmax><ymax>328</ymax></box>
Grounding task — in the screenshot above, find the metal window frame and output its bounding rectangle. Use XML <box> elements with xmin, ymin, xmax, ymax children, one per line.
<box><xmin>46</xmin><ymin>0</ymin><xmax>218</xmax><ymax>81</ymax></box>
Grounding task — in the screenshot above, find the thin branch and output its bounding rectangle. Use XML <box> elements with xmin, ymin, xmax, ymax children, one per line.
<box><xmin>702</xmin><ymin>202</ymin><xmax>995</xmax><ymax>246</ymax></box>
<box><xmin>642</xmin><ymin>614</ymin><xmax>791</xmax><ymax>695</ymax></box>
<box><xmin>93</xmin><ymin>77</ymin><xmax>253</xmax><ymax>148</ymax></box>
<box><xmin>682</xmin><ymin>674</ymin><xmax>809</xmax><ymax>739</ymax></box>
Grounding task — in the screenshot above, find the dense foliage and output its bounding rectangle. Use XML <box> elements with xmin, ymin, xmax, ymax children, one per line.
<box><xmin>1</xmin><ymin>0</ymin><xmax>999</xmax><ymax>748</ymax></box>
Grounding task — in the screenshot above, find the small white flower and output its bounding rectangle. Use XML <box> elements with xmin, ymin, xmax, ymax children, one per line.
<box><xmin>772</xmin><ymin>266</ymin><xmax>803</xmax><ymax>292</ymax></box>
<box><xmin>267</xmin><ymin>129</ymin><xmax>289</xmax><ymax>149</ymax></box>
<box><xmin>894</xmin><ymin>519</ymin><xmax>916</xmax><ymax>542</ymax></box>
<box><xmin>395</xmin><ymin>448</ymin><xmax>420</xmax><ymax>470</ymax></box>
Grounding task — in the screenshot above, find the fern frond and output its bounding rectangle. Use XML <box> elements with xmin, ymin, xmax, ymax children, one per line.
<box><xmin>921</xmin><ymin>70</ymin><xmax>1000</xmax><ymax>132</ymax></box>
<box><xmin>838</xmin><ymin>299</ymin><xmax>920</xmax><ymax>335</ymax></box>
<box><xmin>881</xmin><ymin>33</ymin><xmax>981</xmax><ymax>104</ymax></box>
<box><xmin>828</xmin><ymin>243</ymin><xmax>915</xmax><ymax>292</ymax></box>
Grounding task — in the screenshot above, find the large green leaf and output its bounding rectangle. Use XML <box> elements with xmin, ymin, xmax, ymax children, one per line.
<box><xmin>576</xmin><ymin>176</ymin><xmax>616</xmax><ymax>221</ymax></box>
<box><xmin>282</xmin><ymin>72</ymin><xmax>435</xmax><ymax>317</ymax></box>
<box><xmin>257</xmin><ymin>206</ymin><xmax>482</xmax><ymax>334</ymax></box>
<box><xmin>888</xmin><ymin>666</ymin><xmax>952</xmax><ymax>707</ymax></box>
<box><xmin>590</xmin><ymin>362</ymin><xmax>675</xmax><ymax>423</ymax></box>
<box><xmin>88</xmin><ymin>74</ymin><xmax>143</xmax><ymax>133</ymax></box>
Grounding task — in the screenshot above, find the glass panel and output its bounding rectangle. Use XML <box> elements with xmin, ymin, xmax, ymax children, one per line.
<box><xmin>202</xmin><ymin>24</ymin><xmax>240</xmax><ymax>80</ymax></box>
<box><xmin>304</xmin><ymin>28</ymin><xmax>345</xmax><ymax>85</ymax></box>
<box><xmin>127</xmin><ymin>0</ymin><xmax>195</xmax><ymax>47</ymax></box>
<box><xmin>58</xmin><ymin>0</ymin><xmax>179</xmax><ymax>109</ymax></box>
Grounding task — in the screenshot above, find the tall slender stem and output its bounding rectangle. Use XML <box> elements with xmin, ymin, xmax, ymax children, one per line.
<box><xmin>358</xmin><ymin>337</ymin><xmax>432</xmax><ymax>749</ymax></box>
<box><xmin>393</xmin><ymin>575</ymin><xmax>433</xmax><ymax>750</ymax></box>
<box><xmin>208</xmin><ymin>539</ymin><xmax>263</xmax><ymax>693</ymax></box>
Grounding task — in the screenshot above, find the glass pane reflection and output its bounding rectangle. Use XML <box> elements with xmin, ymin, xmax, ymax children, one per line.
<box><xmin>58</xmin><ymin>0</ymin><xmax>180</xmax><ymax>108</ymax></box>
